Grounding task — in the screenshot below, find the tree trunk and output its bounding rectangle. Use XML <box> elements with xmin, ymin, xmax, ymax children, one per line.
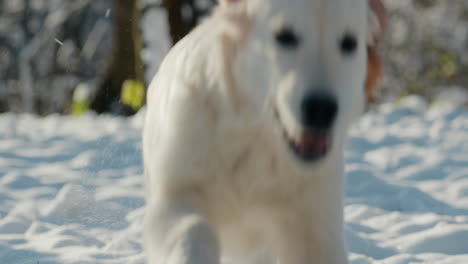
<box><xmin>91</xmin><ymin>0</ymin><xmax>144</xmax><ymax>114</ymax></box>
<box><xmin>163</xmin><ymin>0</ymin><xmax>198</xmax><ymax>44</ymax></box>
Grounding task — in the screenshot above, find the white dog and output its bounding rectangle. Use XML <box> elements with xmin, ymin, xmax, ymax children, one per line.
<box><xmin>143</xmin><ymin>0</ymin><xmax>385</xmax><ymax>263</ymax></box>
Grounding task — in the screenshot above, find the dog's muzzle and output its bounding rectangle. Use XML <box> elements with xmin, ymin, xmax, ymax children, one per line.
<box><xmin>281</xmin><ymin>93</ymin><xmax>338</xmax><ymax>163</ymax></box>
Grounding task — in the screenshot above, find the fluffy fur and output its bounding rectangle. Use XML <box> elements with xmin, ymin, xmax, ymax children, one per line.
<box><xmin>143</xmin><ymin>0</ymin><xmax>385</xmax><ymax>263</ymax></box>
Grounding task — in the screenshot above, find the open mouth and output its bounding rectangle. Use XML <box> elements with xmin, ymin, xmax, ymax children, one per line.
<box><xmin>284</xmin><ymin>129</ymin><xmax>332</xmax><ymax>162</ymax></box>
<box><xmin>274</xmin><ymin>106</ymin><xmax>334</xmax><ymax>163</ymax></box>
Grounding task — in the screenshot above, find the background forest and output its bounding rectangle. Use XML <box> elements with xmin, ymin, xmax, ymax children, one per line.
<box><xmin>0</xmin><ymin>0</ymin><xmax>467</xmax><ymax>115</ymax></box>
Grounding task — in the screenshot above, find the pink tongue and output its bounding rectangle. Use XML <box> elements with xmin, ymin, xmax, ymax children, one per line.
<box><xmin>299</xmin><ymin>134</ymin><xmax>327</xmax><ymax>152</ymax></box>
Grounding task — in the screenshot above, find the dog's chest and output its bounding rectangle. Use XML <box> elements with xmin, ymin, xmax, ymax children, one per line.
<box><xmin>201</xmin><ymin>117</ymin><xmax>307</xmax><ymax>218</ymax></box>
<box><xmin>210</xmin><ymin>119</ymin><xmax>287</xmax><ymax>194</ymax></box>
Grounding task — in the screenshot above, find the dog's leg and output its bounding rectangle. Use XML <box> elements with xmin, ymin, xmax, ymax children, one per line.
<box><xmin>275</xmin><ymin>175</ymin><xmax>348</xmax><ymax>264</ymax></box>
<box><xmin>144</xmin><ymin>199</ymin><xmax>220</xmax><ymax>264</ymax></box>
<box><xmin>276</xmin><ymin>226</ymin><xmax>347</xmax><ymax>264</ymax></box>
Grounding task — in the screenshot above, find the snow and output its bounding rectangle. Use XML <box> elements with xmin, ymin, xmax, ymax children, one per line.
<box><xmin>0</xmin><ymin>112</ymin><xmax>146</xmax><ymax>264</ymax></box>
<box><xmin>1</xmin><ymin>96</ymin><xmax>468</xmax><ymax>263</ymax></box>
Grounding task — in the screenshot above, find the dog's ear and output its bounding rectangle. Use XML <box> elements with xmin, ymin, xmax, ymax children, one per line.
<box><xmin>217</xmin><ymin>0</ymin><xmax>251</xmax><ymax>18</ymax></box>
<box><xmin>367</xmin><ymin>0</ymin><xmax>386</xmax><ymax>47</ymax></box>
<box><xmin>217</xmin><ymin>0</ymin><xmax>259</xmax><ymax>17</ymax></box>
<box><xmin>216</xmin><ymin>0</ymin><xmax>251</xmax><ymax>111</ymax></box>
<box><xmin>218</xmin><ymin>0</ymin><xmax>241</xmax><ymax>6</ymax></box>
<box><xmin>365</xmin><ymin>0</ymin><xmax>386</xmax><ymax>105</ymax></box>
<box><xmin>216</xmin><ymin>0</ymin><xmax>250</xmax><ymax>41</ymax></box>
<box><xmin>218</xmin><ymin>0</ymin><xmax>247</xmax><ymax>11</ymax></box>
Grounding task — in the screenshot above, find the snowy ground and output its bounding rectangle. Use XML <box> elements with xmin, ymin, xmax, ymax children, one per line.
<box><xmin>1</xmin><ymin>96</ymin><xmax>468</xmax><ymax>264</ymax></box>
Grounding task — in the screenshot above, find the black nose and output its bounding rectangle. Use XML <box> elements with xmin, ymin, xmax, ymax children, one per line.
<box><xmin>300</xmin><ymin>94</ymin><xmax>338</xmax><ymax>130</ymax></box>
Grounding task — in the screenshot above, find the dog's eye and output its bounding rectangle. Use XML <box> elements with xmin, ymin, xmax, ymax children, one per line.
<box><xmin>340</xmin><ymin>33</ymin><xmax>358</xmax><ymax>55</ymax></box>
<box><xmin>275</xmin><ymin>28</ymin><xmax>300</xmax><ymax>49</ymax></box>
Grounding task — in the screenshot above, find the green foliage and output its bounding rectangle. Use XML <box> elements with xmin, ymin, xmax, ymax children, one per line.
<box><xmin>121</xmin><ymin>79</ymin><xmax>145</xmax><ymax>111</ymax></box>
<box><xmin>72</xmin><ymin>100</ymin><xmax>90</xmax><ymax>116</ymax></box>
<box><xmin>424</xmin><ymin>43</ymin><xmax>459</xmax><ymax>81</ymax></box>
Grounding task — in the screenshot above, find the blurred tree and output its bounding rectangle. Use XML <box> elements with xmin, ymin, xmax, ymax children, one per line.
<box><xmin>163</xmin><ymin>0</ymin><xmax>215</xmax><ymax>44</ymax></box>
<box><xmin>0</xmin><ymin>0</ymin><xmax>113</xmax><ymax>115</ymax></box>
<box><xmin>91</xmin><ymin>0</ymin><xmax>144</xmax><ymax>115</ymax></box>
<box><xmin>163</xmin><ymin>0</ymin><xmax>194</xmax><ymax>44</ymax></box>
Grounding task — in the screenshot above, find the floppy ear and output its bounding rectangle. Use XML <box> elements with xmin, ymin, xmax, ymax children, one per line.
<box><xmin>365</xmin><ymin>0</ymin><xmax>386</xmax><ymax>104</ymax></box>
<box><xmin>216</xmin><ymin>0</ymin><xmax>249</xmax><ymax>42</ymax></box>
<box><xmin>216</xmin><ymin>0</ymin><xmax>251</xmax><ymax>112</ymax></box>
<box><xmin>367</xmin><ymin>0</ymin><xmax>386</xmax><ymax>47</ymax></box>
<box><xmin>219</xmin><ymin>0</ymin><xmax>240</xmax><ymax>5</ymax></box>
<box><xmin>218</xmin><ymin>0</ymin><xmax>245</xmax><ymax>9</ymax></box>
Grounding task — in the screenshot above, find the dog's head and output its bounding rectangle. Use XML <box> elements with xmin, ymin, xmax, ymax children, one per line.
<box><xmin>219</xmin><ymin>0</ymin><xmax>385</xmax><ymax>164</ymax></box>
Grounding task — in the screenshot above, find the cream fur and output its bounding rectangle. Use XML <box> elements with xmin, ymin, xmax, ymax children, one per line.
<box><xmin>143</xmin><ymin>0</ymin><xmax>381</xmax><ymax>263</ymax></box>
